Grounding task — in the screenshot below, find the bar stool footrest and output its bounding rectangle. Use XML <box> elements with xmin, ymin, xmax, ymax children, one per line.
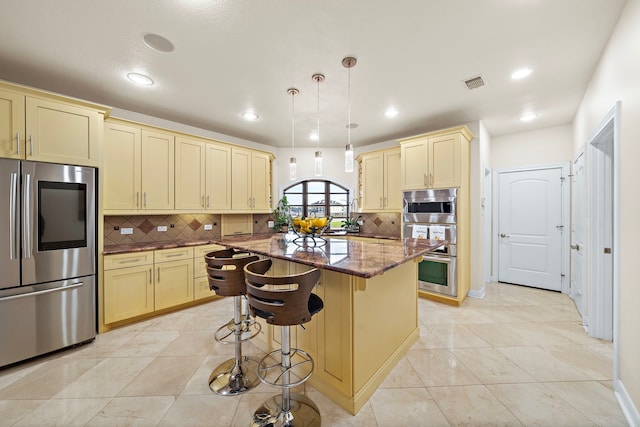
<box><xmin>257</xmin><ymin>348</ymin><xmax>314</xmax><ymax>388</ymax></box>
<box><xmin>214</xmin><ymin>317</ymin><xmax>261</xmax><ymax>344</ymax></box>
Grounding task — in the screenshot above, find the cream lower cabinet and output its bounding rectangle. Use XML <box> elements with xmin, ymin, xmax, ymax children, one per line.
<box><xmin>398</xmin><ymin>125</ymin><xmax>472</xmax><ymax>190</ymax></box>
<box><xmin>1</xmin><ymin>82</ymin><xmax>106</xmax><ymax>165</ymax></box>
<box><xmin>358</xmin><ymin>147</ymin><xmax>401</xmax><ymax>211</ymax></box>
<box><xmin>103</xmin><ymin>251</ymin><xmax>155</xmax><ymax>324</ymax></box>
<box><xmin>154</xmin><ymin>247</ymin><xmax>194</xmax><ymax>310</ymax></box>
<box><xmin>175</xmin><ymin>136</ymin><xmax>232</xmax><ymax>211</ymax></box>
<box><xmin>193</xmin><ymin>244</ymin><xmax>225</xmax><ymax>300</ymax></box>
<box><xmin>231</xmin><ymin>147</ymin><xmax>272</xmax><ymax>212</ymax></box>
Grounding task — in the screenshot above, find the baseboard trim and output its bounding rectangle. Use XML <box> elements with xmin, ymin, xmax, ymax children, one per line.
<box><xmin>467</xmin><ymin>284</ymin><xmax>486</xmax><ymax>299</ymax></box>
<box><xmin>616</xmin><ymin>379</ymin><xmax>640</xmax><ymax>426</ymax></box>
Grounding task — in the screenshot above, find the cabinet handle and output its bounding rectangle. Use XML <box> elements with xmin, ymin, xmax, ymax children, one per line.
<box><xmin>16</xmin><ymin>133</ymin><xmax>20</xmax><ymax>155</ymax></box>
<box><xmin>424</xmin><ymin>173</ymin><xmax>428</xmax><ymax>187</ymax></box>
<box><xmin>119</xmin><ymin>258</ymin><xmax>141</xmax><ymax>264</ymax></box>
<box><xmin>380</xmin><ymin>197</ymin><xmax>383</xmax><ymax>208</ymax></box>
<box><xmin>201</xmin><ymin>195</ymin><xmax>205</xmax><ymax>207</ymax></box>
<box><xmin>430</xmin><ymin>173</ymin><xmax>433</xmax><ymax>187</ymax></box>
<box><xmin>207</xmin><ymin>195</ymin><xmax>210</xmax><ymax>207</ymax></box>
<box><xmin>29</xmin><ymin>135</ymin><xmax>33</xmax><ymax>156</ymax></box>
<box><xmin>149</xmin><ymin>268</ymin><xmax>152</xmax><ymax>283</ymax></box>
<box><xmin>157</xmin><ymin>267</ymin><xmax>160</xmax><ymax>282</ymax></box>
<box><xmin>165</xmin><ymin>253</ymin><xmax>183</xmax><ymax>258</ymax></box>
<box><xmin>144</xmin><ymin>192</ymin><xmax>147</xmax><ymax>208</ymax></box>
<box><xmin>136</xmin><ymin>192</ymin><xmax>140</xmax><ymax>209</ymax></box>
<box><xmin>248</xmin><ymin>197</ymin><xmax>252</xmax><ymax>208</ymax></box>
<box><xmin>384</xmin><ymin>197</ymin><xmax>387</xmax><ymax>208</ymax></box>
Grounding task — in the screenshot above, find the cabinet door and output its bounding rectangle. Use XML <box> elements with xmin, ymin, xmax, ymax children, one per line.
<box><xmin>400</xmin><ymin>139</ymin><xmax>428</xmax><ymax>190</ymax></box>
<box><xmin>141</xmin><ymin>129</ymin><xmax>174</xmax><ymax>210</ymax></box>
<box><xmin>25</xmin><ymin>97</ymin><xmax>101</xmax><ymax>166</ymax></box>
<box><xmin>361</xmin><ymin>152</ymin><xmax>384</xmax><ymax>211</ymax></box>
<box><xmin>384</xmin><ymin>149</ymin><xmax>402</xmax><ymax>210</ymax></box>
<box><xmin>0</xmin><ymin>89</ymin><xmax>25</xmax><ymax>159</ymax></box>
<box><xmin>429</xmin><ymin>133</ymin><xmax>461</xmax><ymax>188</ymax></box>
<box><xmin>104</xmin><ymin>265</ymin><xmax>154</xmax><ymax>323</ymax></box>
<box><xmin>155</xmin><ymin>259</ymin><xmax>193</xmax><ymax>310</ymax></box>
<box><xmin>103</xmin><ymin>122</ymin><xmax>141</xmax><ymax>210</ymax></box>
<box><xmin>251</xmin><ymin>151</ymin><xmax>271</xmax><ymax>211</ymax></box>
<box><xmin>175</xmin><ymin>136</ymin><xmax>205</xmax><ymax>210</ymax></box>
<box><xmin>206</xmin><ymin>143</ymin><xmax>231</xmax><ymax>210</ymax></box>
<box><xmin>231</xmin><ymin>147</ymin><xmax>251</xmax><ymax>210</ymax></box>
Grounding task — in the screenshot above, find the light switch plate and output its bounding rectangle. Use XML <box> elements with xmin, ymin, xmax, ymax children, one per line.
<box><xmin>120</xmin><ymin>227</ymin><xmax>133</xmax><ymax>235</ymax></box>
<box><xmin>157</xmin><ymin>225</ymin><xmax>167</xmax><ymax>232</ymax></box>
<box><xmin>267</xmin><ymin>220</ymin><xmax>274</xmax><ymax>228</ymax></box>
<box><xmin>204</xmin><ymin>224</ymin><xmax>213</xmax><ymax>230</ymax></box>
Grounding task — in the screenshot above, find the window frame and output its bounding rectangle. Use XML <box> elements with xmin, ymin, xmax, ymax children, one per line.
<box><xmin>283</xmin><ymin>180</ymin><xmax>350</xmax><ymax>223</ymax></box>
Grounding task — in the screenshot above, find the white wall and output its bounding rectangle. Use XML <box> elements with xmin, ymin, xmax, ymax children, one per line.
<box><xmin>573</xmin><ymin>0</ymin><xmax>640</xmax><ymax>420</ymax></box>
<box><xmin>491</xmin><ymin>125</ymin><xmax>573</xmax><ymax>169</ymax></box>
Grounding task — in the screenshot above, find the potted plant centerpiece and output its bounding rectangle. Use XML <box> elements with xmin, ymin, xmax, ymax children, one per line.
<box><xmin>271</xmin><ymin>195</ymin><xmax>291</xmax><ymax>232</ymax></box>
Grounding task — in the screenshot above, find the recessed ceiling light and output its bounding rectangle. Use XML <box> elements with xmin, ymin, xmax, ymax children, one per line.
<box><xmin>241</xmin><ymin>111</ymin><xmax>259</xmax><ymax>121</ymax></box>
<box><xmin>127</xmin><ymin>73</ymin><xmax>154</xmax><ymax>86</ymax></box>
<box><xmin>143</xmin><ymin>33</ymin><xmax>175</xmax><ymax>53</ymax></box>
<box><xmin>511</xmin><ymin>68</ymin><xmax>533</xmax><ymax>80</ymax></box>
<box><xmin>519</xmin><ymin>113</ymin><xmax>537</xmax><ymax>122</ymax></box>
<box><xmin>346</xmin><ymin>123</ymin><xmax>359</xmax><ymax>129</ymax></box>
<box><xmin>385</xmin><ymin>108</ymin><xmax>399</xmax><ymax>118</ymax></box>
<box><xmin>310</xmin><ymin>132</ymin><xmax>319</xmax><ymax>141</ymax></box>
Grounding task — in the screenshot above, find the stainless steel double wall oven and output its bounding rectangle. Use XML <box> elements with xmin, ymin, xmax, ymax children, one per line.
<box><xmin>403</xmin><ymin>188</ymin><xmax>458</xmax><ymax>297</ymax></box>
<box><xmin>0</xmin><ymin>160</ymin><xmax>96</xmax><ymax>367</ymax></box>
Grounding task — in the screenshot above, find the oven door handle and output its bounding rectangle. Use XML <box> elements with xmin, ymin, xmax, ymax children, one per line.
<box><xmin>422</xmin><ymin>254</ymin><xmax>452</xmax><ymax>263</ymax></box>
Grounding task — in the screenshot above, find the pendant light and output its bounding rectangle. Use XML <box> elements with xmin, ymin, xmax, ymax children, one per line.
<box><xmin>287</xmin><ymin>87</ymin><xmax>299</xmax><ymax>181</ymax></box>
<box><xmin>343</xmin><ymin>57</ymin><xmax>357</xmax><ymax>172</ymax></box>
<box><xmin>312</xmin><ymin>73</ymin><xmax>325</xmax><ymax>176</ymax></box>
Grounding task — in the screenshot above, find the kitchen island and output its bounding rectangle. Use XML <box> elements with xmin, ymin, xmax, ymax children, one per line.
<box><xmin>212</xmin><ymin>233</ymin><xmax>443</xmax><ymax>415</ymax></box>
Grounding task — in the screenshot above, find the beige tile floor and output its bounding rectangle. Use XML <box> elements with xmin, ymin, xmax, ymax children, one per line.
<box><xmin>0</xmin><ymin>282</ymin><xmax>628</xmax><ymax>426</ymax></box>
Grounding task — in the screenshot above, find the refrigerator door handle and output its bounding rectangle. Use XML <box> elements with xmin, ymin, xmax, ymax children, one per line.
<box><xmin>0</xmin><ymin>282</ymin><xmax>84</xmax><ymax>302</ymax></box>
<box><xmin>10</xmin><ymin>172</ymin><xmax>19</xmax><ymax>260</ymax></box>
<box><xmin>22</xmin><ymin>173</ymin><xmax>32</xmax><ymax>259</ymax></box>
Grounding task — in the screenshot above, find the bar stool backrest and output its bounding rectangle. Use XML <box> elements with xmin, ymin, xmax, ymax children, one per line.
<box><xmin>205</xmin><ymin>249</ymin><xmax>259</xmax><ymax>296</ymax></box>
<box><xmin>244</xmin><ymin>259</ymin><xmax>322</xmax><ymax>326</ymax></box>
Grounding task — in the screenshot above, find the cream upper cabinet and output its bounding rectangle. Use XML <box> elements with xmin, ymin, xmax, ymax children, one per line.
<box><xmin>1</xmin><ymin>83</ymin><xmax>107</xmax><ymax>165</ymax></box>
<box><xmin>0</xmin><ymin>88</ymin><xmax>25</xmax><ymax>159</ymax></box>
<box><xmin>231</xmin><ymin>147</ymin><xmax>272</xmax><ymax>212</ymax></box>
<box><xmin>206</xmin><ymin>143</ymin><xmax>232</xmax><ymax>210</ymax></box>
<box><xmin>398</xmin><ymin>125</ymin><xmax>473</xmax><ymax>190</ymax></box>
<box><xmin>103</xmin><ymin>122</ymin><xmax>141</xmax><ymax>210</ymax></box>
<box><xmin>358</xmin><ymin>147</ymin><xmax>401</xmax><ymax>212</ymax></box>
<box><xmin>103</xmin><ymin>122</ymin><xmax>175</xmax><ymax>211</ymax></box>
<box><xmin>141</xmin><ymin>129</ymin><xmax>175</xmax><ymax>210</ymax></box>
<box><xmin>175</xmin><ymin>137</ymin><xmax>232</xmax><ymax>211</ymax></box>
<box><xmin>175</xmin><ymin>136</ymin><xmax>206</xmax><ymax>210</ymax></box>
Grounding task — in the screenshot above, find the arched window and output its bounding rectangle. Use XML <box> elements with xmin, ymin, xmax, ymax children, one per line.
<box><xmin>283</xmin><ymin>180</ymin><xmax>350</xmax><ymax>224</ymax></box>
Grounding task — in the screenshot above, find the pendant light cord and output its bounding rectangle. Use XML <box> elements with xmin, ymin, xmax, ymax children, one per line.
<box><xmin>291</xmin><ymin>91</ymin><xmax>295</xmax><ymax>154</ymax></box>
<box><xmin>347</xmin><ymin>65</ymin><xmax>351</xmax><ymax>146</ymax></box>
<box><xmin>316</xmin><ymin>78</ymin><xmax>320</xmax><ymax>150</ymax></box>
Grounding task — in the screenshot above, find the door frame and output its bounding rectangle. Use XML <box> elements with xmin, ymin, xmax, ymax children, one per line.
<box><xmin>492</xmin><ymin>162</ymin><xmax>571</xmax><ymax>294</ymax></box>
<box><xmin>571</xmin><ymin>145</ymin><xmax>587</xmax><ymax>323</ymax></box>
<box><xmin>586</xmin><ymin>103</ymin><xmax>620</xmax><ymax>347</ymax></box>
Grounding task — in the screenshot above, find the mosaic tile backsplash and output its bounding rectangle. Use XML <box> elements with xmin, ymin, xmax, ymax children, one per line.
<box><xmin>103</xmin><ymin>212</ymin><xmax>401</xmax><ymax>246</ymax></box>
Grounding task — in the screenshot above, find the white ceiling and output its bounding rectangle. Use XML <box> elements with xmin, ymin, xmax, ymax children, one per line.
<box><xmin>0</xmin><ymin>0</ymin><xmax>626</xmax><ymax>148</ymax></box>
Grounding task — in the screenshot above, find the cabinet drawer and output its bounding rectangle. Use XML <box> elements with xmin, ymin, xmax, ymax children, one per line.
<box><xmin>155</xmin><ymin>247</ymin><xmax>193</xmax><ymax>263</ymax></box>
<box><xmin>104</xmin><ymin>251</ymin><xmax>154</xmax><ymax>270</ymax></box>
<box><xmin>194</xmin><ymin>276</ymin><xmax>216</xmax><ymax>300</ymax></box>
<box><xmin>194</xmin><ymin>244</ymin><xmax>225</xmax><ymax>278</ymax></box>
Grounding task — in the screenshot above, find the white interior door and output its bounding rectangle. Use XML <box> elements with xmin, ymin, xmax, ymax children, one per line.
<box><xmin>497</xmin><ymin>167</ymin><xmax>563</xmax><ymax>291</ymax></box>
<box><xmin>571</xmin><ymin>150</ymin><xmax>587</xmax><ymax>320</ymax></box>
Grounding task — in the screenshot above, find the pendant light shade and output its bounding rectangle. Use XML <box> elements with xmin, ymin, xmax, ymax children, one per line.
<box><xmin>312</xmin><ymin>73</ymin><xmax>325</xmax><ymax>177</ymax></box>
<box><xmin>287</xmin><ymin>87</ymin><xmax>299</xmax><ymax>181</ymax></box>
<box><xmin>343</xmin><ymin>57</ymin><xmax>357</xmax><ymax>172</ymax></box>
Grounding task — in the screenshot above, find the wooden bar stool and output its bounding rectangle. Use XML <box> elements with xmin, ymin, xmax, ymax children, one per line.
<box><xmin>205</xmin><ymin>248</ymin><xmax>261</xmax><ymax>396</ymax></box>
<box><xmin>244</xmin><ymin>258</ymin><xmax>323</xmax><ymax>427</ymax></box>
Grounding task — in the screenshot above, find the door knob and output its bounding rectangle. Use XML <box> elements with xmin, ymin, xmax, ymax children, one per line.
<box><xmin>570</xmin><ymin>244</ymin><xmax>580</xmax><ymax>251</ymax></box>
<box><xmin>500</xmin><ymin>233</ymin><xmax>510</xmax><ymax>238</ymax></box>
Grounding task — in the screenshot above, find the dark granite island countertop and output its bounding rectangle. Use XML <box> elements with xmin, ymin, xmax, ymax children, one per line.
<box><xmin>209</xmin><ymin>233</ymin><xmax>445</xmax><ymax>278</ymax></box>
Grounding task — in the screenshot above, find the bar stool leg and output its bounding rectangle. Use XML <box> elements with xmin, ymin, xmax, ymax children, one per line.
<box><xmin>208</xmin><ymin>296</ymin><xmax>260</xmax><ymax>395</ymax></box>
<box><xmin>251</xmin><ymin>326</ymin><xmax>321</xmax><ymax>427</ymax></box>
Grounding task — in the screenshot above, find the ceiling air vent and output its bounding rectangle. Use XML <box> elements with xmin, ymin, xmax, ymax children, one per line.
<box><xmin>464</xmin><ymin>75</ymin><xmax>485</xmax><ymax>90</ymax></box>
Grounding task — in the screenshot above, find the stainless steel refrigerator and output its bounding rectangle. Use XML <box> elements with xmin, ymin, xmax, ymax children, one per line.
<box><xmin>0</xmin><ymin>159</ymin><xmax>96</xmax><ymax>367</ymax></box>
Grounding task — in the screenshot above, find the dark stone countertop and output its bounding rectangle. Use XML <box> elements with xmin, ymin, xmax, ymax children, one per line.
<box><xmin>102</xmin><ymin>233</ymin><xmax>440</xmax><ymax>279</ymax></box>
